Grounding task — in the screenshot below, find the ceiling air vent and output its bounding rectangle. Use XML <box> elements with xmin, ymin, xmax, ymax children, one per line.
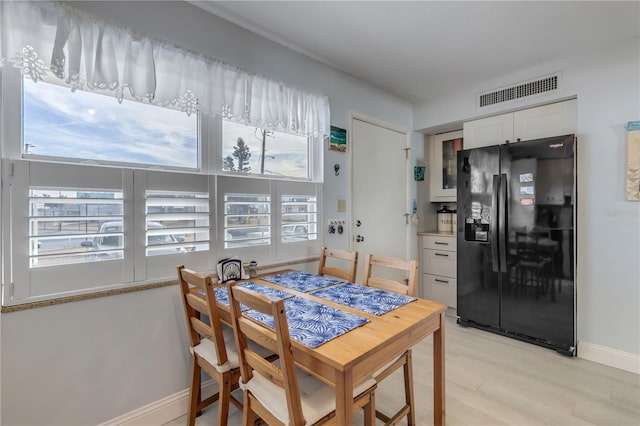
<box><xmin>479</xmin><ymin>74</ymin><xmax>559</xmax><ymax>108</ymax></box>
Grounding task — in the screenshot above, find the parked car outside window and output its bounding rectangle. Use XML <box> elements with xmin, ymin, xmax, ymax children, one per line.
<box><xmin>281</xmin><ymin>224</ymin><xmax>308</xmax><ymax>241</ymax></box>
<box><xmin>81</xmin><ymin>221</ymin><xmax>187</xmax><ymax>259</ymax></box>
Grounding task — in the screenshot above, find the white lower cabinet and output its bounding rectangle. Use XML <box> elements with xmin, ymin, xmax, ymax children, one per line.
<box><xmin>425</xmin><ymin>274</ymin><xmax>457</xmax><ymax>308</ymax></box>
<box><xmin>421</xmin><ymin>234</ymin><xmax>457</xmax><ymax>310</ymax></box>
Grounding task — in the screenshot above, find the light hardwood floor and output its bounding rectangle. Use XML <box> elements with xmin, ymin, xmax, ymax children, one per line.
<box><xmin>164</xmin><ymin>315</ymin><xmax>640</xmax><ymax>425</ymax></box>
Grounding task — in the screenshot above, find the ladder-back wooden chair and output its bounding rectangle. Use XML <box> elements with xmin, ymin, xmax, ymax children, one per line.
<box><xmin>227</xmin><ymin>283</ymin><xmax>377</xmax><ymax>426</ymax></box>
<box><xmin>317</xmin><ymin>246</ymin><xmax>358</xmax><ymax>282</ymax></box>
<box><xmin>177</xmin><ymin>265</ymin><xmax>242</xmax><ymax>426</ymax></box>
<box><xmin>362</xmin><ymin>254</ymin><xmax>419</xmax><ymax>426</ymax></box>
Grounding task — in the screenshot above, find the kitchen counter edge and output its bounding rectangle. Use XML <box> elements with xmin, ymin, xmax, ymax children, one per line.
<box><xmin>417</xmin><ymin>231</ymin><xmax>456</xmax><ymax>237</ymax></box>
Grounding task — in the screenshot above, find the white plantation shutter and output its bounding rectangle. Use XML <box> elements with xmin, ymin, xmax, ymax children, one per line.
<box><xmin>29</xmin><ymin>188</ymin><xmax>125</xmax><ymax>267</ymax></box>
<box><xmin>145</xmin><ymin>191</ymin><xmax>210</xmax><ymax>256</ymax></box>
<box><xmin>281</xmin><ymin>195</ymin><xmax>317</xmax><ymax>243</ymax></box>
<box><xmin>223</xmin><ymin>193</ymin><xmax>271</xmax><ymax>249</ymax></box>
<box><xmin>6</xmin><ymin>161</ymin><xmax>133</xmax><ymax>302</ymax></box>
<box><xmin>137</xmin><ymin>171</ymin><xmax>213</xmax><ymax>282</ymax></box>
<box><xmin>275</xmin><ymin>181</ymin><xmax>321</xmax><ymax>261</ymax></box>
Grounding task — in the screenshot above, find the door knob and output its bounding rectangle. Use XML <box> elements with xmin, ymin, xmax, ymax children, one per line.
<box><xmin>356</xmin><ymin>235</ymin><xmax>365</xmax><ymax>242</ymax></box>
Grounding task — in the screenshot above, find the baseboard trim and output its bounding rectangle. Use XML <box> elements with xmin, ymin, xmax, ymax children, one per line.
<box><xmin>99</xmin><ymin>380</ymin><xmax>217</xmax><ymax>426</ymax></box>
<box><xmin>444</xmin><ymin>307</ymin><xmax>457</xmax><ymax>317</ymax></box>
<box><xmin>579</xmin><ymin>341</ymin><xmax>640</xmax><ymax>375</ymax></box>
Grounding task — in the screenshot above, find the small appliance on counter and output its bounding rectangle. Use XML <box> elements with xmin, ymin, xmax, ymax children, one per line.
<box><xmin>437</xmin><ymin>205</ymin><xmax>453</xmax><ymax>233</ymax></box>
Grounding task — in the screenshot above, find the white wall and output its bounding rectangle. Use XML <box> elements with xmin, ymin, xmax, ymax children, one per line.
<box><xmin>0</xmin><ymin>1</ymin><xmax>415</xmax><ymax>424</ymax></box>
<box><xmin>415</xmin><ymin>36</ymin><xmax>640</xmax><ymax>358</ymax></box>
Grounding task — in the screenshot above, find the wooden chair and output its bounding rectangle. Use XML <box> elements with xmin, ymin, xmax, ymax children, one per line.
<box><xmin>362</xmin><ymin>254</ymin><xmax>419</xmax><ymax>426</ymax></box>
<box><xmin>317</xmin><ymin>246</ymin><xmax>358</xmax><ymax>282</ymax></box>
<box><xmin>363</xmin><ymin>254</ymin><xmax>418</xmax><ymax>297</ymax></box>
<box><xmin>227</xmin><ymin>283</ymin><xmax>377</xmax><ymax>426</ymax></box>
<box><xmin>177</xmin><ymin>265</ymin><xmax>243</xmax><ymax>426</ymax></box>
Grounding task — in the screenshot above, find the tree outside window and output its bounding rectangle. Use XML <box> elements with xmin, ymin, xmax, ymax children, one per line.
<box><xmin>223</xmin><ymin>137</ymin><xmax>252</xmax><ymax>173</ymax></box>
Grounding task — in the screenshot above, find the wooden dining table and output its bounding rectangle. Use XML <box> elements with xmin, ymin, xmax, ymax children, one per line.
<box><xmin>211</xmin><ymin>269</ymin><xmax>447</xmax><ymax>426</ymax></box>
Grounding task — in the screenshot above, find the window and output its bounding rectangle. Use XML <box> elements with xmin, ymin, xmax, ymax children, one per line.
<box><xmin>2</xmin><ymin>69</ymin><xmax>323</xmax><ymax>305</ymax></box>
<box><xmin>29</xmin><ymin>188</ymin><xmax>124</xmax><ymax>267</ymax></box>
<box><xmin>224</xmin><ymin>193</ymin><xmax>271</xmax><ymax>249</ymax></box>
<box><xmin>218</xmin><ymin>178</ymin><xmax>321</xmax><ymax>260</ymax></box>
<box><xmin>221</xmin><ymin>120</ymin><xmax>309</xmax><ymax>179</ymax></box>
<box><xmin>1</xmin><ymin>0</ymin><xmax>333</xmax><ymax>303</ymax></box>
<box><xmin>22</xmin><ymin>78</ymin><xmax>198</xmax><ymax>169</ymax></box>
<box><xmin>281</xmin><ymin>195</ymin><xmax>317</xmax><ymax>242</ymax></box>
<box><xmin>145</xmin><ymin>190</ymin><xmax>210</xmax><ymax>256</ymax></box>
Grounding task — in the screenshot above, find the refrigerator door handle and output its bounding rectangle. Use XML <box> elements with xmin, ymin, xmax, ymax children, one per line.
<box><xmin>491</xmin><ymin>174</ymin><xmax>500</xmax><ymax>272</ymax></box>
<box><xmin>498</xmin><ymin>173</ymin><xmax>508</xmax><ymax>273</ymax></box>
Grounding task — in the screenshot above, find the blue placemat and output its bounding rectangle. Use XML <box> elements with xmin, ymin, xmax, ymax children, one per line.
<box><xmin>260</xmin><ymin>271</ymin><xmax>343</xmax><ymax>292</ymax></box>
<box><xmin>211</xmin><ymin>281</ymin><xmax>294</xmax><ymax>311</ymax></box>
<box><xmin>311</xmin><ymin>283</ymin><xmax>416</xmax><ymax>316</ymax></box>
<box><xmin>245</xmin><ymin>297</ymin><xmax>369</xmax><ymax>349</ymax></box>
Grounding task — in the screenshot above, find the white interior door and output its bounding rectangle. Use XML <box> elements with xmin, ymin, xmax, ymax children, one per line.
<box><xmin>351</xmin><ymin>116</ymin><xmax>409</xmax><ymax>283</ymax></box>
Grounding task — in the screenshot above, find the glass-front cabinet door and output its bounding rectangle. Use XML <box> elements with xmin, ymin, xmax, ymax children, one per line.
<box><xmin>429</xmin><ymin>130</ymin><xmax>463</xmax><ymax>202</ymax></box>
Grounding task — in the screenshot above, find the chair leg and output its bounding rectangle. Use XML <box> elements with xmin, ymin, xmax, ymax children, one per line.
<box><xmin>216</xmin><ymin>373</ymin><xmax>232</xmax><ymax>426</ymax></box>
<box><xmin>187</xmin><ymin>355</ymin><xmax>200</xmax><ymax>426</ymax></box>
<box><xmin>374</xmin><ymin>352</ymin><xmax>415</xmax><ymax>426</ymax></box>
<box><xmin>404</xmin><ymin>351</ymin><xmax>416</xmax><ymax>426</ymax></box>
<box><xmin>241</xmin><ymin>391</ymin><xmax>253</xmax><ymax>426</ymax></box>
<box><xmin>363</xmin><ymin>389</ymin><xmax>376</xmax><ymax>426</ymax></box>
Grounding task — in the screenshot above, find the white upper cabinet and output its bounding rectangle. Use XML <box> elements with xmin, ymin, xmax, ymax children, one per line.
<box><xmin>429</xmin><ymin>130</ymin><xmax>463</xmax><ymax>202</ymax></box>
<box><xmin>462</xmin><ymin>113</ymin><xmax>513</xmax><ymax>150</ymax></box>
<box><xmin>463</xmin><ymin>99</ymin><xmax>577</xmax><ymax>149</ymax></box>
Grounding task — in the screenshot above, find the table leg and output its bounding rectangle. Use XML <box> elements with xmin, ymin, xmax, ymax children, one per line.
<box><xmin>335</xmin><ymin>369</ymin><xmax>353</xmax><ymax>426</ymax></box>
<box><xmin>433</xmin><ymin>312</ymin><xmax>446</xmax><ymax>426</ymax></box>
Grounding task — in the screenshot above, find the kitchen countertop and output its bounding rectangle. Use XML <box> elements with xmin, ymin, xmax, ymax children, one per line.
<box><xmin>417</xmin><ymin>231</ymin><xmax>456</xmax><ymax>237</ymax></box>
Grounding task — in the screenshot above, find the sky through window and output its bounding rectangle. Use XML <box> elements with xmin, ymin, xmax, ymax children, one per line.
<box><xmin>22</xmin><ymin>79</ymin><xmax>198</xmax><ymax>169</ymax></box>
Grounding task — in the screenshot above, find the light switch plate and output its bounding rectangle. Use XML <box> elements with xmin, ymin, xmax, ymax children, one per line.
<box><xmin>336</xmin><ymin>197</ymin><xmax>346</xmax><ymax>212</ymax></box>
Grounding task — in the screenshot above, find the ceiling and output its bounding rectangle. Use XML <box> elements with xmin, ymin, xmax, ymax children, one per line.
<box><xmin>190</xmin><ymin>1</ymin><xmax>639</xmax><ymax>104</ymax></box>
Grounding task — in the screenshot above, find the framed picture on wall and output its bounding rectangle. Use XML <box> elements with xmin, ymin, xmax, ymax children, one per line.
<box><xmin>328</xmin><ymin>126</ymin><xmax>347</xmax><ymax>152</ymax></box>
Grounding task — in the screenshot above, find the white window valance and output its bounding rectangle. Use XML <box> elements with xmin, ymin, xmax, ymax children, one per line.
<box><xmin>0</xmin><ymin>1</ymin><xmax>330</xmax><ymax>137</ymax></box>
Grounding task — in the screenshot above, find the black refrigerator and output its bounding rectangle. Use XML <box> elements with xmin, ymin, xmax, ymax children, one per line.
<box><xmin>456</xmin><ymin>134</ymin><xmax>576</xmax><ymax>356</ymax></box>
